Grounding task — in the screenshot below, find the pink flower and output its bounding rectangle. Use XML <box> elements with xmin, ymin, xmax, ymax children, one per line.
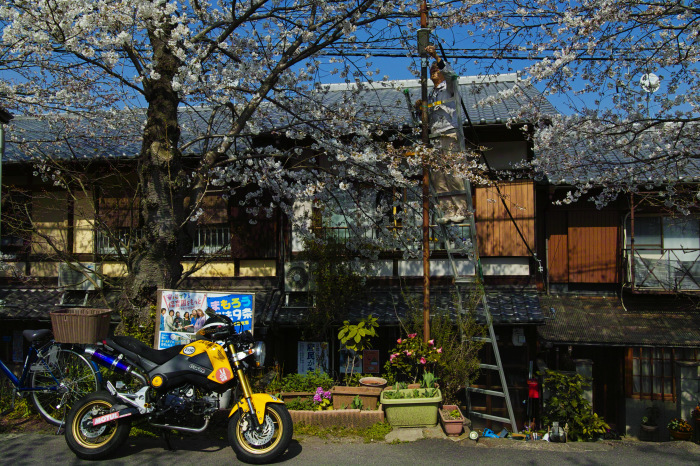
<box><xmin>437</xmin><ymin>348</ymin><xmax>443</xmax><ymax>353</ymax></box>
<box><xmin>390</xmin><ymin>353</ymin><xmax>398</xmax><ymax>362</ymax></box>
<box><xmin>420</xmin><ymin>357</ymin><xmax>427</xmax><ymax>364</ymax></box>
<box><xmin>405</xmin><ymin>351</ymin><xmax>412</xmax><ymax>356</ymax></box>
<box><xmin>397</xmin><ymin>338</ymin><xmax>403</xmax><ymax>344</ymax></box>
<box><xmin>408</xmin><ymin>333</ymin><xmax>417</xmax><ymax>339</ymax></box>
<box><xmin>428</xmin><ymin>339</ymin><xmax>434</xmax><ymax>346</ymax></box>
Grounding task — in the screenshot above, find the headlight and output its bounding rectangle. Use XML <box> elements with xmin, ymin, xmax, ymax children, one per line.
<box><xmin>252</xmin><ymin>341</ymin><xmax>266</xmax><ymax>367</ymax></box>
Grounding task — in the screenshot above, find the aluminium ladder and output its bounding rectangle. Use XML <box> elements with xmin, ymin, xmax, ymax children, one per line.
<box><xmin>427</xmin><ymin>70</ymin><xmax>518</xmax><ymax>433</ymax></box>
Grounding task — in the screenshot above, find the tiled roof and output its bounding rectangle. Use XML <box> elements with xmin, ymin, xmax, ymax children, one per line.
<box><xmin>273</xmin><ymin>285</ymin><xmax>545</xmax><ymax>327</ymax></box>
<box><xmin>0</xmin><ymin>288</ymin><xmax>63</xmax><ymax>320</ymax></box>
<box><xmin>538</xmin><ymin>294</ymin><xmax>700</xmax><ymax>347</ymax></box>
<box><xmin>4</xmin><ymin>74</ymin><xmax>556</xmax><ymax>162</ymax></box>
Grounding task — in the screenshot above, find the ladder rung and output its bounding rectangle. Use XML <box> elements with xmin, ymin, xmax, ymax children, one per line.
<box><xmin>468</xmin><ymin>411</ymin><xmax>514</xmax><ymax>424</ymax></box>
<box><xmin>479</xmin><ymin>363</ymin><xmax>500</xmax><ymax>371</ymax></box>
<box><xmin>467</xmin><ymin>387</ymin><xmax>506</xmax><ymax>397</ymax></box>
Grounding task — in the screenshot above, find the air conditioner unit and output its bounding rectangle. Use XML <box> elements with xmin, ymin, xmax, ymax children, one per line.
<box><xmin>58</xmin><ymin>262</ymin><xmax>103</xmax><ymax>290</ymax></box>
<box><xmin>284</xmin><ymin>262</ymin><xmax>312</xmax><ymax>293</ymax></box>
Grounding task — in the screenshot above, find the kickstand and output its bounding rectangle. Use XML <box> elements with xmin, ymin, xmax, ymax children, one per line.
<box><xmin>162</xmin><ymin>430</ymin><xmax>175</xmax><ymax>451</ymax></box>
<box><xmin>56</xmin><ymin>406</ymin><xmax>67</xmax><ymax>435</ymax></box>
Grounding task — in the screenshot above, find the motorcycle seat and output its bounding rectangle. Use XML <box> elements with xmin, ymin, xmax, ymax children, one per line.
<box><xmin>109</xmin><ymin>335</ymin><xmax>185</xmax><ymax>365</ymax></box>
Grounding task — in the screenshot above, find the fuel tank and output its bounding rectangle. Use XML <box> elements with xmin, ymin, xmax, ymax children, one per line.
<box><xmin>148</xmin><ymin>340</ymin><xmax>236</xmax><ymax>391</ymax></box>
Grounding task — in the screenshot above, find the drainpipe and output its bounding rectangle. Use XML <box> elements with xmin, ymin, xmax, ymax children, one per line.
<box><xmin>0</xmin><ymin>108</ymin><xmax>14</xmax><ymax>253</ymax></box>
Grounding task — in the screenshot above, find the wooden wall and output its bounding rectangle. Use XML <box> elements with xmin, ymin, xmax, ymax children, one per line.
<box><xmin>476</xmin><ymin>181</ymin><xmax>535</xmax><ymax>257</ymax></box>
<box><xmin>547</xmin><ymin>210</ymin><xmax>620</xmax><ymax>283</ymax></box>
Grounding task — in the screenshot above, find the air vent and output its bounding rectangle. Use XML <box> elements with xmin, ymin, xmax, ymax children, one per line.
<box><xmin>58</xmin><ymin>263</ymin><xmax>102</xmax><ymax>290</ymax></box>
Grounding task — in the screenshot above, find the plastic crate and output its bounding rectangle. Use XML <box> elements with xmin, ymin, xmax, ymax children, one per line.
<box><xmin>50</xmin><ymin>308</ymin><xmax>112</xmax><ymax>344</ymax></box>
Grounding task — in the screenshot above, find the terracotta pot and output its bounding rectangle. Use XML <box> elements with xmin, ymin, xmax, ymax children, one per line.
<box><xmin>359</xmin><ymin>377</ymin><xmax>387</xmax><ymax>390</ymax></box>
<box><xmin>669</xmin><ymin>429</ymin><xmax>692</xmax><ymax>441</ymax></box>
<box><xmin>439</xmin><ymin>404</ymin><xmax>464</xmax><ymax>436</ymax></box>
<box><xmin>330</xmin><ymin>385</ymin><xmax>382</xmax><ymax>410</ymax></box>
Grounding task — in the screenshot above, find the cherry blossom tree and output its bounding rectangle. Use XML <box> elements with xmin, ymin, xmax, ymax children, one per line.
<box><xmin>448</xmin><ymin>0</ymin><xmax>700</xmax><ymax>210</ymax></box>
<box><xmin>0</xmin><ymin>0</ymin><xmax>484</xmax><ymax>318</ymax></box>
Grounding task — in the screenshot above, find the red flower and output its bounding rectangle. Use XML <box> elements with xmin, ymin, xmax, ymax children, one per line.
<box><xmin>420</xmin><ymin>357</ymin><xmax>427</xmax><ymax>364</ymax></box>
<box><xmin>408</xmin><ymin>333</ymin><xmax>417</xmax><ymax>339</ymax></box>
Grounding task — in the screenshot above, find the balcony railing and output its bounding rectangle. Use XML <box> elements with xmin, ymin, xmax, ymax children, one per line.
<box><xmin>314</xmin><ymin>224</ymin><xmax>473</xmax><ymax>252</ymax></box>
<box><xmin>624</xmin><ymin>247</ymin><xmax>700</xmax><ymax>291</ymax></box>
<box><xmin>191</xmin><ymin>226</ymin><xmax>231</xmax><ymax>255</ymax></box>
<box><xmin>96</xmin><ymin>229</ymin><xmax>142</xmax><ymax>255</ymax></box>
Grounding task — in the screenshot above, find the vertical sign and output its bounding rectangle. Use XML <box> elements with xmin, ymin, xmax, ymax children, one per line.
<box><xmin>297</xmin><ymin>341</ymin><xmax>328</xmax><ymax>374</ymax></box>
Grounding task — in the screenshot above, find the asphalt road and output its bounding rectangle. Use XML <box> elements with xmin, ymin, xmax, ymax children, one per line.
<box><xmin>1</xmin><ymin>432</ymin><xmax>699</xmax><ymax>465</ymax></box>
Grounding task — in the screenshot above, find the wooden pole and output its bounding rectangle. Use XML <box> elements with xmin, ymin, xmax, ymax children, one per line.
<box><xmin>419</xmin><ymin>1</ymin><xmax>430</xmax><ymax>343</ymax></box>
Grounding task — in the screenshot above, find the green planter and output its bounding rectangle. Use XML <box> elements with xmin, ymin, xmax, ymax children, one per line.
<box><xmin>380</xmin><ymin>388</ymin><xmax>442</xmax><ymax>427</ymax></box>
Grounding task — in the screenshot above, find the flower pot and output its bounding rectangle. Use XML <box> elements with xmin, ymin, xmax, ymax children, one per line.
<box><xmin>359</xmin><ymin>377</ymin><xmax>387</xmax><ymax>390</ymax></box>
<box><xmin>439</xmin><ymin>404</ymin><xmax>464</xmax><ymax>436</ymax></box>
<box><xmin>380</xmin><ymin>388</ymin><xmax>442</xmax><ymax>427</ymax></box>
<box><xmin>669</xmin><ymin>429</ymin><xmax>692</xmax><ymax>441</ymax></box>
<box><xmin>331</xmin><ymin>385</ymin><xmax>382</xmax><ymax>410</ymax></box>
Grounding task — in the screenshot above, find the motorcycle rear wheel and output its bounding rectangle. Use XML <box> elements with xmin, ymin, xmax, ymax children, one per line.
<box><xmin>228</xmin><ymin>403</ymin><xmax>293</xmax><ymax>464</ymax></box>
<box><xmin>65</xmin><ymin>391</ymin><xmax>131</xmax><ymax>460</ymax></box>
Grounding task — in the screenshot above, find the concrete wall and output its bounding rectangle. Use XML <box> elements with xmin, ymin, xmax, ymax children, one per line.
<box><xmin>625</xmin><ymin>398</ymin><xmax>676</xmax><ymax>441</ymax></box>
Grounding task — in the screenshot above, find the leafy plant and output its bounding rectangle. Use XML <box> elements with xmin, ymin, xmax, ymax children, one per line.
<box><xmin>349</xmin><ymin>395</ymin><xmax>363</xmax><ymax>410</ymax></box>
<box><xmin>381</xmin><ymin>387</ymin><xmax>438</xmax><ymax>400</ymax></box>
<box><xmin>119</xmin><ymin>304</ymin><xmax>156</xmax><ymax>344</ymax></box>
<box><xmin>338</xmin><ymin>315</ymin><xmax>378</xmax><ymax>380</ymax></box>
<box><xmin>540</xmin><ymin>370</ymin><xmax>610</xmax><ymax>441</ymax></box>
<box><xmin>284</xmin><ymin>396</ymin><xmax>316</xmax><ymax>411</ymax></box>
<box><xmin>667</xmin><ymin>418</ymin><xmax>693</xmax><ymax>433</ymax></box>
<box><xmin>386</xmin><ymin>287</ymin><xmax>486</xmax><ymax>403</ymax></box>
<box><xmin>441</xmin><ymin>408</ymin><xmax>463</xmax><ymax>420</ymax></box>
<box><xmin>385</xmin><ymin>333</ymin><xmax>442</xmax><ymax>383</ymax></box>
<box><xmin>420</xmin><ymin>371</ymin><xmax>438</xmax><ymax>388</ymax></box>
<box><xmin>267</xmin><ymin>369</ymin><xmax>334</xmax><ymax>393</ymax></box>
<box><xmin>298</xmin><ymin>237</ymin><xmax>370</xmax><ymax>341</ymax></box>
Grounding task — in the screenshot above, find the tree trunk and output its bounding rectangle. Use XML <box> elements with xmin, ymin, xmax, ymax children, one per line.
<box><xmin>122</xmin><ymin>28</ymin><xmax>189</xmax><ymax>320</ymax></box>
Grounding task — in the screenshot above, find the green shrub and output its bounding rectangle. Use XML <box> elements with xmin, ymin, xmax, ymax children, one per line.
<box><xmin>540</xmin><ymin>369</ymin><xmax>610</xmax><ymax>441</ymax></box>
<box><xmin>267</xmin><ymin>369</ymin><xmax>334</xmax><ymax>392</ymax></box>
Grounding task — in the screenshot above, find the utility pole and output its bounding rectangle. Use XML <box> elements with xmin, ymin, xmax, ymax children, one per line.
<box><xmin>418</xmin><ymin>1</ymin><xmax>431</xmax><ymax>343</ymax></box>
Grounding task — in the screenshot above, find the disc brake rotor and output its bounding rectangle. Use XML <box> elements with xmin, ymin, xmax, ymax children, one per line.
<box><xmin>242</xmin><ymin>414</ymin><xmax>275</xmax><ymax>446</ymax></box>
<box><xmin>80</xmin><ymin>406</ymin><xmax>108</xmax><ymax>438</ymax></box>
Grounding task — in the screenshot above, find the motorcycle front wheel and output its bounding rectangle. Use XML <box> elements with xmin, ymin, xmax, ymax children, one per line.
<box><xmin>65</xmin><ymin>391</ymin><xmax>131</xmax><ymax>460</ymax></box>
<box><xmin>228</xmin><ymin>402</ymin><xmax>293</xmax><ymax>464</ymax></box>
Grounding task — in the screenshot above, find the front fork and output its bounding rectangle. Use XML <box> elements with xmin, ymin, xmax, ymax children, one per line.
<box><xmin>230</xmin><ymin>344</ymin><xmax>262</xmax><ymax>431</ymax></box>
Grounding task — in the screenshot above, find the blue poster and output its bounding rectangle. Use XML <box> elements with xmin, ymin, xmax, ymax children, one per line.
<box><xmin>206</xmin><ymin>293</ymin><xmax>254</xmax><ymax>333</ymax></box>
<box><xmin>156</xmin><ymin>290</ymin><xmax>255</xmax><ymax>349</ymax></box>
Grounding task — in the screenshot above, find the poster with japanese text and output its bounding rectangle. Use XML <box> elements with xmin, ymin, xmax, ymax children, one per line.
<box><xmin>155</xmin><ymin>289</ymin><xmax>255</xmax><ymax>349</ymax></box>
<box><xmin>297</xmin><ymin>341</ymin><xmax>328</xmax><ymax>374</ymax></box>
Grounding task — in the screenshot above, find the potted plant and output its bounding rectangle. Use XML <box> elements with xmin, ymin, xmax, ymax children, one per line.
<box><xmin>640</xmin><ymin>405</ymin><xmax>659</xmax><ymax>436</ymax></box>
<box><xmin>380</xmin><ymin>385</ymin><xmax>443</xmax><ymax>427</ymax></box>
<box><xmin>380</xmin><ymin>371</ymin><xmax>443</xmax><ymax>427</ymax></box>
<box><xmin>332</xmin><ymin>315</ymin><xmax>382</xmax><ymax>410</ymax></box>
<box><xmin>667</xmin><ymin>418</ymin><xmax>693</xmax><ymax>440</ymax></box>
<box><xmin>439</xmin><ymin>405</ymin><xmax>465</xmax><ymax>436</ymax></box>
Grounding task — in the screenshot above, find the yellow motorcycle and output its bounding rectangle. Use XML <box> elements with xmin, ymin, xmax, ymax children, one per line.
<box><xmin>64</xmin><ymin>311</ymin><xmax>292</xmax><ymax>464</ymax></box>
